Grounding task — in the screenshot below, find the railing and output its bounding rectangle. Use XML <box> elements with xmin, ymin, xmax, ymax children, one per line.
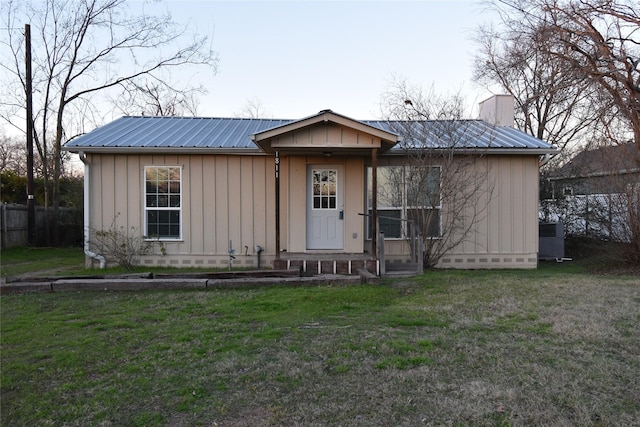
<box><xmin>359</xmin><ymin>212</ymin><xmax>424</xmax><ymax>276</ymax></box>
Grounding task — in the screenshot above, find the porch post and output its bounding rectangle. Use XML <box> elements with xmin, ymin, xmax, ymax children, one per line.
<box><xmin>371</xmin><ymin>147</ymin><xmax>378</xmax><ymax>260</ymax></box>
<box><xmin>275</xmin><ymin>151</ymin><xmax>281</xmax><ymax>259</ymax></box>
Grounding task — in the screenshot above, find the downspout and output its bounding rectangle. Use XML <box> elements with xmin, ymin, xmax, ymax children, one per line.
<box><xmin>78</xmin><ymin>152</ymin><xmax>106</xmax><ymax>268</ymax></box>
<box><xmin>540</xmin><ymin>146</ymin><xmax>558</xmax><ymax>167</ymax></box>
<box><xmin>540</xmin><ymin>153</ymin><xmax>552</xmax><ymax>167</ymax></box>
<box><xmin>274</xmin><ymin>151</ymin><xmax>281</xmax><ymax>259</ymax></box>
<box><xmin>371</xmin><ymin>147</ymin><xmax>378</xmax><ymax>261</ymax></box>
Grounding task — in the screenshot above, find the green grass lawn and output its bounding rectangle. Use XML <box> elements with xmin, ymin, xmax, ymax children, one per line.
<box><xmin>1</xmin><ymin>246</ymin><xmax>86</xmax><ymax>278</ymax></box>
<box><xmin>0</xmin><ymin>246</ymin><xmax>241</xmax><ymax>279</ymax></box>
<box><xmin>2</xmin><ymin>266</ymin><xmax>639</xmax><ymax>426</ymax></box>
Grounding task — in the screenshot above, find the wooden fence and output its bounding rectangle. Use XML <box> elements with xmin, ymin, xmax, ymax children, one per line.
<box><xmin>0</xmin><ymin>204</ymin><xmax>82</xmax><ymax>249</ymax></box>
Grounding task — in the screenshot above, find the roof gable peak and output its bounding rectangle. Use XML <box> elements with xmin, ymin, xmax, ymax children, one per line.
<box><xmin>250</xmin><ymin>109</ymin><xmax>401</xmax><ymax>154</ymax></box>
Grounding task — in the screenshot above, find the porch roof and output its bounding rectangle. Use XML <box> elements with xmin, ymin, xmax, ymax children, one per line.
<box><xmin>250</xmin><ymin>109</ymin><xmax>400</xmax><ymax>154</ymax></box>
<box><xmin>63</xmin><ymin>110</ymin><xmax>556</xmax><ymax>155</ymax></box>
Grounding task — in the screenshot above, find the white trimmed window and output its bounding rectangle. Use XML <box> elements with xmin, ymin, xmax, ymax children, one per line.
<box><xmin>144</xmin><ymin>166</ymin><xmax>182</xmax><ymax>240</ymax></box>
<box><xmin>367</xmin><ymin>165</ymin><xmax>441</xmax><ymax>239</ymax></box>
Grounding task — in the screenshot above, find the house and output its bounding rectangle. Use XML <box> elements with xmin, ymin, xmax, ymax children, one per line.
<box><xmin>62</xmin><ymin>95</ymin><xmax>557</xmax><ymax>273</ymax></box>
<box><xmin>543</xmin><ymin>143</ymin><xmax>640</xmax><ymax>241</ymax></box>
<box><xmin>547</xmin><ymin>143</ymin><xmax>640</xmax><ymax>197</ymax></box>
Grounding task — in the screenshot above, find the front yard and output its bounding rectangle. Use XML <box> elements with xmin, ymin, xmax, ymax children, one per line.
<box><xmin>1</xmin><ymin>259</ymin><xmax>639</xmax><ymax>426</ymax></box>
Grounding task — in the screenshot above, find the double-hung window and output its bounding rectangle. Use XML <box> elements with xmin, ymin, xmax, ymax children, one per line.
<box><xmin>367</xmin><ymin>166</ymin><xmax>404</xmax><ymax>238</ymax></box>
<box><xmin>367</xmin><ymin>165</ymin><xmax>441</xmax><ymax>239</ymax></box>
<box><xmin>144</xmin><ymin>166</ymin><xmax>181</xmax><ymax>240</ymax></box>
<box><xmin>405</xmin><ymin>165</ymin><xmax>441</xmax><ymax>237</ymax></box>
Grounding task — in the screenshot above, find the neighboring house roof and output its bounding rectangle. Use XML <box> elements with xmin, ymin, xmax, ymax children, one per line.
<box><xmin>63</xmin><ymin>110</ymin><xmax>557</xmax><ymax>154</ymax></box>
<box><xmin>552</xmin><ymin>143</ymin><xmax>640</xmax><ymax>180</ymax></box>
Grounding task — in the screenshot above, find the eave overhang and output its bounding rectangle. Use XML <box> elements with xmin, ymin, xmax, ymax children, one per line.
<box><xmin>63</xmin><ymin>146</ymin><xmax>557</xmax><ymax>156</ymax></box>
<box><xmin>383</xmin><ymin>147</ymin><xmax>559</xmax><ymax>156</ymax></box>
<box><xmin>62</xmin><ymin>146</ymin><xmax>265</xmax><ymax>155</ymax></box>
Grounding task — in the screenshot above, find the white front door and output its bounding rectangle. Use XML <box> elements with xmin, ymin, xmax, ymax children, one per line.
<box><xmin>306</xmin><ymin>166</ymin><xmax>344</xmax><ymax>250</ymax></box>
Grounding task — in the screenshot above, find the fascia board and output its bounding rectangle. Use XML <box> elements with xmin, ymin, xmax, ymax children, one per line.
<box><xmin>384</xmin><ymin>147</ymin><xmax>558</xmax><ymax>156</ymax></box>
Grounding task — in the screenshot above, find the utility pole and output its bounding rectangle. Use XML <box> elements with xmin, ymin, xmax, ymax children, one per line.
<box><xmin>25</xmin><ymin>23</ymin><xmax>36</xmax><ymax>246</ymax></box>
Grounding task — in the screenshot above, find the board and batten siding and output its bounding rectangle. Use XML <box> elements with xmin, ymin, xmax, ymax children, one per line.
<box><xmin>440</xmin><ymin>155</ymin><xmax>540</xmax><ymax>268</ymax></box>
<box><xmin>378</xmin><ymin>154</ymin><xmax>540</xmax><ymax>269</ymax></box>
<box><xmin>270</xmin><ymin>122</ymin><xmax>382</xmax><ymax>150</ymax></box>
<box><xmin>87</xmin><ymin>153</ymin><xmax>275</xmax><ymax>268</ymax></box>
<box><xmin>87</xmin><ymin>152</ymin><xmax>540</xmax><ymax>269</ymax></box>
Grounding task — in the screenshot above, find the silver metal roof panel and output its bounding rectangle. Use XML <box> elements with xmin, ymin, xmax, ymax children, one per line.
<box><xmin>365</xmin><ymin>119</ymin><xmax>554</xmax><ymax>151</ymax></box>
<box><xmin>64</xmin><ymin>115</ymin><xmax>555</xmax><ymax>154</ymax></box>
<box><xmin>64</xmin><ymin>116</ymin><xmax>293</xmax><ymax>151</ymax></box>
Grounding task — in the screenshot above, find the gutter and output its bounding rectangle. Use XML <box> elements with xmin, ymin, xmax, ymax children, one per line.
<box><xmin>78</xmin><ymin>152</ymin><xmax>106</xmax><ymax>269</ymax></box>
<box><xmin>384</xmin><ymin>147</ymin><xmax>558</xmax><ymax>156</ymax></box>
<box><xmin>62</xmin><ymin>147</ymin><xmax>265</xmax><ymax>155</ymax></box>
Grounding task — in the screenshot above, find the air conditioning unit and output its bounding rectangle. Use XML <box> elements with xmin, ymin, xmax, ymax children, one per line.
<box><xmin>539</xmin><ymin>222</ymin><xmax>565</xmax><ymax>260</ymax></box>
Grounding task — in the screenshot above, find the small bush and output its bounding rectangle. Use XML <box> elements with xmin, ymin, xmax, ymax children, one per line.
<box><xmin>91</xmin><ymin>215</ymin><xmax>164</xmax><ymax>271</ymax></box>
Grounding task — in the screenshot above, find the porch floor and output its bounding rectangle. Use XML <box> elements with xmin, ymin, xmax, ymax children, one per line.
<box><xmin>273</xmin><ymin>253</ymin><xmax>378</xmax><ymax>276</ymax></box>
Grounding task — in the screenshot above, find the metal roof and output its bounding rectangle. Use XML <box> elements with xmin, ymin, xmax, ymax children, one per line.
<box><xmin>64</xmin><ymin>116</ymin><xmax>293</xmax><ymax>152</ymax></box>
<box><xmin>368</xmin><ymin>119</ymin><xmax>555</xmax><ymax>152</ymax></box>
<box><xmin>63</xmin><ymin>114</ymin><xmax>556</xmax><ymax>154</ymax></box>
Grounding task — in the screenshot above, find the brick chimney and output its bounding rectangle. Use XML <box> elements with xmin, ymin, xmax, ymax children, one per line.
<box><xmin>478</xmin><ymin>94</ymin><xmax>514</xmax><ymax>127</ymax></box>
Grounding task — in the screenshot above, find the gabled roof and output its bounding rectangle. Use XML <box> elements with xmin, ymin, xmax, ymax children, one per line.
<box><xmin>250</xmin><ymin>109</ymin><xmax>400</xmax><ymax>154</ymax></box>
<box><xmin>251</xmin><ymin>110</ymin><xmax>400</xmax><ymax>142</ymax></box>
<box><xmin>63</xmin><ymin>110</ymin><xmax>557</xmax><ymax>155</ymax></box>
<box><xmin>551</xmin><ymin>143</ymin><xmax>640</xmax><ymax>179</ymax></box>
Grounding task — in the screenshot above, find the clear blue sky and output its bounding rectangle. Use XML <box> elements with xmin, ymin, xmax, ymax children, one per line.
<box><xmin>163</xmin><ymin>0</ymin><xmax>497</xmax><ymax>119</ymax></box>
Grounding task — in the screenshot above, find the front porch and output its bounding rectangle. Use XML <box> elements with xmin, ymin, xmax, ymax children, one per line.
<box><xmin>272</xmin><ymin>228</ymin><xmax>424</xmax><ymax>277</ymax></box>
<box><xmin>273</xmin><ymin>252</ymin><xmax>379</xmax><ymax>276</ymax></box>
<box><xmin>251</xmin><ymin>110</ymin><xmax>402</xmax><ymax>272</ymax></box>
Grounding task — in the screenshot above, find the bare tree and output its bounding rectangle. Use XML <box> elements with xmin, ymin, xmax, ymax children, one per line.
<box><xmin>0</xmin><ymin>0</ymin><xmax>218</xmax><ymax>240</ymax></box>
<box><xmin>110</xmin><ymin>79</ymin><xmax>204</xmax><ymax>117</ymax></box>
<box><xmin>473</xmin><ymin>6</ymin><xmax>599</xmax><ymax>166</ymax></box>
<box><xmin>478</xmin><ymin>0</ymin><xmax>640</xmax><ymax>164</ymax></box>
<box><xmin>549</xmin><ymin>0</ymin><xmax>639</xmax><ymax>159</ymax></box>
<box><xmin>481</xmin><ymin>0</ymin><xmax>640</xmax><ymax>265</ymax></box>
<box><xmin>236</xmin><ymin>97</ymin><xmax>272</xmax><ymax>118</ymax></box>
<box><xmin>0</xmin><ymin>134</ymin><xmax>26</xmax><ymax>175</ymax></box>
<box><xmin>0</xmin><ymin>132</ymin><xmax>72</xmax><ymax>178</ymax></box>
<box><xmin>380</xmin><ymin>81</ymin><xmax>494</xmax><ymax>268</ymax></box>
